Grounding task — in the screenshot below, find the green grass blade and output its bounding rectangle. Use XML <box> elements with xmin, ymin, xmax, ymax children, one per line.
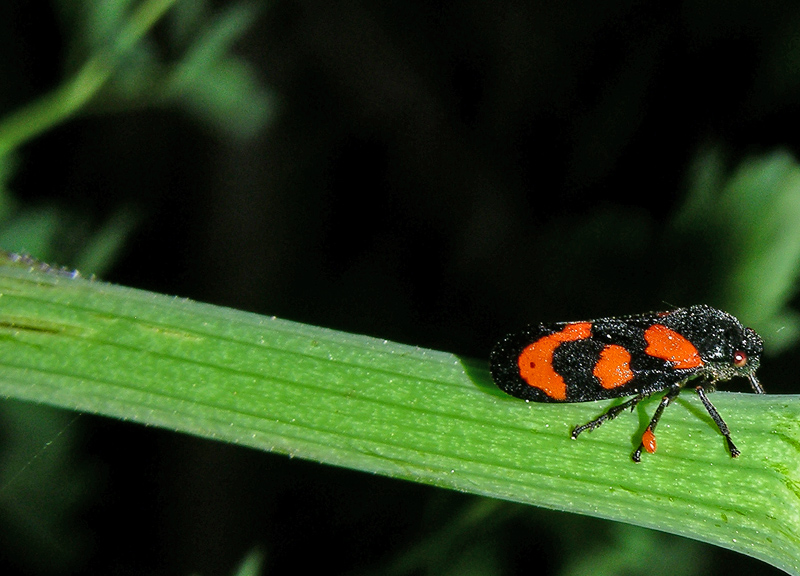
<box><xmin>0</xmin><ymin>253</ymin><xmax>798</xmax><ymax>574</ymax></box>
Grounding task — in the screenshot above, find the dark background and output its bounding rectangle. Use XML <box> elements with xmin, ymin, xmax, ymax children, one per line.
<box><xmin>1</xmin><ymin>1</ymin><xmax>797</xmax><ymax>575</ymax></box>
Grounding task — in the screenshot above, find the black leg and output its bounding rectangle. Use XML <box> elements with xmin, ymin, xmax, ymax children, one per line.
<box><xmin>632</xmin><ymin>386</ymin><xmax>680</xmax><ymax>462</ymax></box>
<box><xmin>695</xmin><ymin>386</ymin><xmax>740</xmax><ymax>457</ymax></box>
<box><xmin>572</xmin><ymin>394</ymin><xmax>644</xmax><ymax>439</ymax></box>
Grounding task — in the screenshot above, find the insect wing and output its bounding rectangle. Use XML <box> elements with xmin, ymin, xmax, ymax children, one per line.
<box><xmin>490</xmin><ymin>321</ymin><xmax>584</xmax><ymax>403</ymax></box>
<box><xmin>490</xmin><ymin>313</ymin><xmax>698</xmax><ymax>404</ymax></box>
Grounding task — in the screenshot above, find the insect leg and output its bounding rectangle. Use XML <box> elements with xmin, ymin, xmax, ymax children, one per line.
<box><xmin>571</xmin><ymin>394</ymin><xmax>645</xmax><ymax>440</ymax></box>
<box><xmin>632</xmin><ymin>386</ymin><xmax>681</xmax><ymax>462</ymax></box>
<box><xmin>695</xmin><ymin>386</ymin><xmax>740</xmax><ymax>457</ymax></box>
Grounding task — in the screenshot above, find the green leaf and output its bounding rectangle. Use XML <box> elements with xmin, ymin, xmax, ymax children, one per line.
<box><xmin>0</xmin><ymin>253</ymin><xmax>798</xmax><ymax>574</ymax></box>
<box><xmin>675</xmin><ymin>148</ymin><xmax>800</xmax><ymax>352</ymax></box>
<box><xmin>163</xmin><ymin>2</ymin><xmax>274</xmax><ymax>139</ymax></box>
<box><xmin>73</xmin><ymin>208</ymin><xmax>138</xmax><ymax>276</ymax></box>
<box><xmin>0</xmin><ymin>0</ymin><xmax>271</xmax><ymax>159</ymax></box>
<box><xmin>230</xmin><ymin>548</ymin><xmax>265</xmax><ymax>576</ymax></box>
<box><xmin>0</xmin><ymin>0</ymin><xmax>179</xmax><ymax>157</ymax></box>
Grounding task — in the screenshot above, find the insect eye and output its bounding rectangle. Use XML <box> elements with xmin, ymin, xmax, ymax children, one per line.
<box><xmin>733</xmin><ymin>350</ymin><xmax>748</xmax><ymax>368</ymax></box>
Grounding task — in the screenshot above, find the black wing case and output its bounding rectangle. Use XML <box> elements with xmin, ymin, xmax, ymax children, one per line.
<box><xmin>490</xmin><ymin>315</ymin><xmax>696</xmax><ymax>403</ymax></box>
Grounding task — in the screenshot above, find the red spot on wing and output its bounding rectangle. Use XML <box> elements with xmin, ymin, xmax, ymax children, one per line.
<box><xmin>642</xmin><ymin>428</ymin><xmax>657</xmax><ymax>454</ymax></box>
<box><xmin>643</xmin><ymin>324</ymin><xmax>703</xmax><ymax>369</ymax></box>
<box><xmin>593</xmin><ymin>344</ymin><xmax>634</xmax><ymax>389</ymax></box>
<box><xmin>517</xmin><ymin>322</ymin><xmax>592</xmax><ymax>400</ymax></box>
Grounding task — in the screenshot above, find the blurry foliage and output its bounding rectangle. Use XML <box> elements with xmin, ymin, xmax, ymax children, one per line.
<box><xmin>228</xmin><ymin>548</ymin><xmax>265</xmax><ymax>576</ymax></box>
<box><xmin>559</xmin><ymin>523</ymin><xmax>709</xmax><ymax>576</ymax></box>
<box><xmin>0</xmin><ymin>0</ymin><xmax>273</xmax><ymax>266</ymax></box>
<box><xmin>53</xmin><ymin>0</ymin><xmax>274</xmax><ymax>139</ymax></box>
<box><xmin>672</xmin><ymin>148</ymin><xmax>800</xmax><ymax>352</ymax></box>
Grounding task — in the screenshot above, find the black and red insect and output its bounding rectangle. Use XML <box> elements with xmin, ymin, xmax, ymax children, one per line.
<box><xmin>490</xmin><ymin>305</ymin><xmax>764</xmax><ymax>461</ymax></box>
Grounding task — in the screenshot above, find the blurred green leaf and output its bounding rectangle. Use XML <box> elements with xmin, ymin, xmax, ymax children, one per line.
<box><xmin>73</xmin><ymin>208</ymin><xmax>138</xmax><ymax>276</ymax></box>
<box><xmin>675</xmin><ymin>148</ymin><xmax>800</xmax><ymax>351</ymax></box>
<box><xmin>560</xmin><ymin>523</ymin><xmax>708</xmax><ymax>576</ymax></box>
<box><xmin>230</xmin><ymin>548</ymin><xmax>265</xmax><ymax>576</ymax></box>
<box><xmin>174</xmin><ymin>57</ymin><xmax>274</xmax><ymax>139</ymax></box>
<box><xmin>163</xmin><ymin>1</ymin><xmax>274</xmax><ymax>139</ymax></box>
<box><xmin>0</xmin><ymin>202</ymin><xmax>135</xmax><ymax>277</ymax></box>
<box><xmin>0</xmin><ymin>0</ymin><xmax>271</xmax><ymax>160</ymax></box>
<box><xmin>0</xmin><ymin>207</ymin><xmax>62</xmax><ymax>257</ymax></box>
